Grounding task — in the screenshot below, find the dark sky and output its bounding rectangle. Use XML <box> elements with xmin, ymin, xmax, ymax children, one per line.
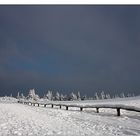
<box><xmin>0</xmin><ymin>5</ymin><xmax>140</xmax><ymax>97</ymax></box>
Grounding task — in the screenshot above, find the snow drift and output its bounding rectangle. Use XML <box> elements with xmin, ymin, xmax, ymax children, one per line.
<box><xmin>0</xmin><ymin>96</ymin><xmax>140</xmax><ymax>135</ymax></box>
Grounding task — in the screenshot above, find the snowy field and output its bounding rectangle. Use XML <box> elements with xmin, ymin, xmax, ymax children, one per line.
<box><xmin>0</xmin><ymin>97</ymin><xmax>140</xmax><ymax>136</ymax></box>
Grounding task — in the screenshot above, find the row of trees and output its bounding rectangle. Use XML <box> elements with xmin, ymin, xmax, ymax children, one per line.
<box><xmin>90</xmin><ymin>91</ymin><xmax>135</xmax><ymax>100</ymax></box>
<box><xmin>43</xmin><ymin>90</ymin><xmax>82</xmax><ymax>101</ymax></box>
<box><xmin>17</xmin><ymin>89</ymin><xmax>83</xmax><ymax>101</ymax></box>
<box><xmin>17</xmin><ymin>89</ymin><xmax>135</xmax><ymax>101</ymax></box>
<box><xmin>17</xmin><ymin>89</ymin><xmax>40</xmax><ymax>101</ymax></box>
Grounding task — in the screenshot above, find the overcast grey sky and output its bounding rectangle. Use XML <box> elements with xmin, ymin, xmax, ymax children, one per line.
<box><xmin>0</xmin><ymin>5</ymin><xmax>140</xmax><ymax>97</ymax></box>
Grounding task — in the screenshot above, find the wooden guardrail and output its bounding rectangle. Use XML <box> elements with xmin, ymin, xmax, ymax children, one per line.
<box><xmin>18</xmin><ymin>100</ymin><xmax>140</xmax><ymax>116</ymax></box>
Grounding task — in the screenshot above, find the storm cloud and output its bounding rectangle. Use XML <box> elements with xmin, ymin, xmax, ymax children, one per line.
<box><xmin>0</xmin><ymin>5</ymin><xmax>140</xmax><ymax>97</ymax></box>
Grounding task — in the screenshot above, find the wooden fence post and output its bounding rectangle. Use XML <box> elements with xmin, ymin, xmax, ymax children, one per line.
<box><xmin>117</xmin><ymin>108</ymin><xmax>121</xmax><ymax>116</ymax></box>
<box><xmin>38</xmin><ymin>104</ymin><xmax>39</xmax><ymax>107</ymax></box>
<box><xmin>96</xmin><ymin>108</ymin><xmax>99</xmax><ymax>113</ymax></box>
<box><xmin>66</xmin><ymin>106</ymin><xmax>68</xmax><ymax>110</ymax></box>
<box><xmin>80</xmin><ymin>107</ymin><xmax>83</xmax><ymax>111</ymax></box>
<box><xmin>44</xmin><ymin>104</ymin><xmax>46</xmax><ymax>107</ymax></box>
<box><xmin>60</xmin><ymin>105</ymin><xmax>61</xmax><ymax>109</ymax></box>
<box><xmin>52</xmin><ymin>104</ymin><xmax>54</xmax><ymax>108</ymax></box>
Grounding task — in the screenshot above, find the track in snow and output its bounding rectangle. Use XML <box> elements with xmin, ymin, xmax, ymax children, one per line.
<box><xmin>0</xmin><ymin>102</ymin><xmax>140</xmax><ymax>135</ymax></box>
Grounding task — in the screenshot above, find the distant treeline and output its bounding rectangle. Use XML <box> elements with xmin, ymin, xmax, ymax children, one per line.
<box><xmin>16</xmin><ymin>89</ymin><xmax>136</xmax><ymax>101</ymax></box>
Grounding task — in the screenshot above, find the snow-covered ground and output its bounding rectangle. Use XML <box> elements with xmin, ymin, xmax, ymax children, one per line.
<box><xmin>0</xmin><ymin>96</ymin><xmax>18</xmax><ymax>103</ymax></box>
<box><xmin>0</xmin><ymin>96</ymin><xmax>140</xmax><ymax>135</ymax></box>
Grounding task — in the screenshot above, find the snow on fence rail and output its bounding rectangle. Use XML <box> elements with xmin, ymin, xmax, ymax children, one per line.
<box><xmin>17</xmin><ymin>100</ymin><xmax>140</xmax><ymax>116</ymax></box>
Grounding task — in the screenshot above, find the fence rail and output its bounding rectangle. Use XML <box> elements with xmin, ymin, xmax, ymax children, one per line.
<box><xmin>18</xmin><ymin>100</ymin><xmax>140</xmax><ymax>116</ymax></box>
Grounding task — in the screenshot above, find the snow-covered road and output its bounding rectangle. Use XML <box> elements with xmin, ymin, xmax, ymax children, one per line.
<box><xmin>0</xmin><ymin>100</ymin><xmax>140</xmax><ymax>136</ymax></box>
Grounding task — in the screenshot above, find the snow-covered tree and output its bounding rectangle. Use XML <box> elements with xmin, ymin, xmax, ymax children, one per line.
<box><xmin>26</xmin><ymin>89</ymin><xmax>40</xmax><ymax>101</ymax></box>
<box><xmin>70</xmin><ymin>92</ymin><xmax>77</xmax><ymax>100</ymax></box>
<box><xmin>34</xmin><ymin>94</ymin><xmax>40</xmax><ymax>101</ymax></box>
<box><xmin>21</xmin><ymin>93</ymin><xmax>25</xmax><ymax>99</ymax></box>
<box><xmin>17</xmin><ymin>92</ymin><xmax>20</xmax><ymax>99</ymax></box>
<box><xmin>55</xmin><ymin>92</ymin><xmax>60</xmax><ymax>101</ymax></box>
<box><xmin>77</xmin><ymin>91</ymin><xmax>81</xmax><ymax>100</ymax></box>
<box><xmin>46</xmin><ymin>90</ymin><xmax>53</xmax><ymax>100</ymax></box>
<box><xmin>101</xmin><ymin>91</ymin><xmax>105</xmax><ymax>99</ymax></box>
<box><xmin>105</xmin><ymin>93</ymin><xmax>111</xmax><ymax>99</ymax></box>
<box><xmin>120</xmin><ymin>92</ymin><xmax>125</xmax><ymax>98</ymax></box>
<box><xmin>60</xmin><ymin>94</ymin><xmax>64</xmax><ymax>101</ymax></box>
<box><xmin>63</xmin><ymin>94</ymin><xmax>68</xmax><ymax>101</ymax></box>
<box><xmin>81</xmin><ymin>95</ymin><xmax>87</xmax><ymax>100</ymax></box>
<box><xmin>27</xmin><ymin>89</ymin><xmax>35</xmax><ymax>99</ymax></box>
<box><xmin>95</xmin><ymin>92</ymin><xmax>99</xmax><ymax>100</ymax></box>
